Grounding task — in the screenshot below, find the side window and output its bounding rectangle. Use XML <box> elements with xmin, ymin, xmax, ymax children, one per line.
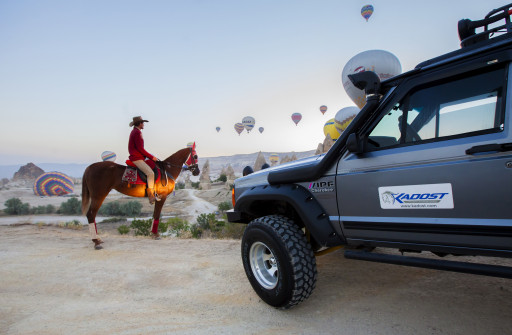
<box><xmin>367</xmin><ymin>66</ymin><xmax>506</xmax><ymax>150</ymax></box>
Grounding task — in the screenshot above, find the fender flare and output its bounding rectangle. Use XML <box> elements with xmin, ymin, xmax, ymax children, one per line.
<box><xmin>233</xmin><ymin>184</ymin><xmax>345</xmax><ymax>247</ymax></box>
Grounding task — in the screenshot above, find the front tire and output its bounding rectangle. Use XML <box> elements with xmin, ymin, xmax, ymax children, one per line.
<box><xmin>241</xmin><ymin>215</ymin><xmax>317</xmax><ymax>309</ymax></box>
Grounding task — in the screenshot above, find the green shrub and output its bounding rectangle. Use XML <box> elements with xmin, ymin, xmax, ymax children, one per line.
<box><xmin>130</xmin><ymin>218</ymin><xmax>152</xmax><ymax>236</ymax></box>
<box><xmin>218</xmin><ymin>201</ymin><xmax>232</xmax><ymax>213</ymax></box>
<box><xmin>59</xmin><ymin>198</ymin><xmax>82</xmax><ymax>215</ymax></box>
<box><xmin>118</xmin><ymin>225</ymin><xmax>130</xmax><ymax>235</ymax></box>
<box><xmin>45</xmin><ymin>204</ymin><xmax>56</xmax><ymax>214</ymax></box>
<box><xmin>101</xmin><ymin>217</ymin><xmax>125</xmax><ymax>223</ymax></box>
<box><xmin>219</xmin><ymin>221</ymin><xmax>246</xmax><ymax>239</ymax></box>
<box><xmin>130</xmin><ymin>218</ymin><xmax>168</xmax><ymax>236</ymax></box>
<box><xmin>60</xmin><ymin>220</ymin><xmax>82</xmax><ymax>230</ymax></box>
<box><xmin>166</xmin><ymin>217</ymin><xmax>190</xmax><ymax>237</ymax></box>
<box><xmin>31</xmin><ymin>205</ymin><xmax>47</xmax><ymax>214</ymax></box>
<box><xmin>216</xmin><ymin>174</ymin><xmax>227</xmax><ymax>182</ymax></box>
<box><xmin>98</xmin><ymin>201</ymin><xmax>142</xmax><ymax>216</ymax></box>
<box><xmin>120</xmin><ymin>201</ymin><xmax>143</xmax><ymax>216</ymax></box>
<box><xmin>190</xmin><ymin>224</ymin><xmax>203</xmax><ymax>239</ymax></box>
<box><xmin>175</xmin><ymin>182</ymin><xmax>185</xmax><ymax>190</ymax></box>
<box><xmin>4</xmin><ymin>198</ymin><xmax>30</xmax><ymax>215</ymax></box>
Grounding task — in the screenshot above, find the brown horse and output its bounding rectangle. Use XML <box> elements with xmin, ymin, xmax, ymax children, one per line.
<box><xmin>81</xmin><ymin>147</ymin><xmax>200</xmax><ymax>249</ymax></box>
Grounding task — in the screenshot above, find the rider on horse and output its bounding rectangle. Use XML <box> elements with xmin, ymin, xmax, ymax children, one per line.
<box><xmin>128</xmin><ymin>116</ymin><xmax>160</xmax><ymax>204</ymax></box>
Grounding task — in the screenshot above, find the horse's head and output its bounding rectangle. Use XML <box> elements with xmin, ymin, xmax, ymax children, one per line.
<box><xmin>184</xmin><ymin>144</ymin><xmax>200</xmax><ymax>176</ymax></box>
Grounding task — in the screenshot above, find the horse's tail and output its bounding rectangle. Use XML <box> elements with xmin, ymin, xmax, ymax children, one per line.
<box><xmin>81</xmin><ymin>168</ymin><xmax>91</xmax><ymax>215</ymax></box>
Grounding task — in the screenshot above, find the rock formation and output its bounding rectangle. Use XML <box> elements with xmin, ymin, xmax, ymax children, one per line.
<box><xmin>281</xmin><ymin>155</ymin><xmax>291</xmax><ymax>164</ymax></box>
<box><xmin>199</xmin><ymin>160</ymin><xmax>211</xmax><ymax>190</ymax></box>
<box><xmin>13</xmin><ymin>163</ymin><xmax>44</xmax><ymax>182</ymax></box>
<box><xmin>315</xmin><ymin>134</ymin><xmax>335</xmax><ymax>154</ymax></box>
<box><xmin>253</xmin><ymin>152</ymin><xmax>267</xmax><ymax>171</ymax></box>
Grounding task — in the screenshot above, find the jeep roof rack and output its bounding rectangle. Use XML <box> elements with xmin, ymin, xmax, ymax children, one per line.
<box><xmin>413</xmin><ymin>4</ymin><xmax>512</xmax><ymax>70</ymax></box>
<box><xmin>458</xmin><ymin>3</ymin><xmax>512</xmax><ymax>47</ymax></box>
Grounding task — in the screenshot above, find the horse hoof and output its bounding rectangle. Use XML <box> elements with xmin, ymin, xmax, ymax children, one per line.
<box><xmin>94</xmin><ymin>244</ymin><xmax>103</xmax><ymax>250</ymax></box>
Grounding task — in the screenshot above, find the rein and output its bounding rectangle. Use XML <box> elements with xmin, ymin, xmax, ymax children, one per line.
<box><xmin>156</xmin><ymin>148</ymin><xmax>199</xmax><ymax>186</ymax></box>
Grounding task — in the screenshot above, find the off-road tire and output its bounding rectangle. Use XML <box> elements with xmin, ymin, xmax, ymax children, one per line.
<box><xmin>241</xmin><ymin>215</ymin><xmax>317</xmax><ymax>309</ymax></box>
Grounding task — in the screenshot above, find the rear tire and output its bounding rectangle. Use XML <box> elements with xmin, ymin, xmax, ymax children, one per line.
<box><xmin>241</xmin><ymin>215</ymin><xmax>317</xmax><ymax>309</ymax></box>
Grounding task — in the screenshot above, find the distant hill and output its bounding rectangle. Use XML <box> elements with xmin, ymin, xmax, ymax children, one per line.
<box><xmin>0</xmin><ymin>163</ymin><xmax>90</xmax><ymax>179</ymax></box>
<box><xmin>0</xmin><ymin>150</ymin><xmax>317</xmax><ymax>180</ymax></box>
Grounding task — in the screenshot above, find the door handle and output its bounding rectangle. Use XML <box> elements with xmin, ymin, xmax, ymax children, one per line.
<box><xmin>466</xmin><ymin>143</ymin><xmax>512</xmax><ymax>155</ymax></box>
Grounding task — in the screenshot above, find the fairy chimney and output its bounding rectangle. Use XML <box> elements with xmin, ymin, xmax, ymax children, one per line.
<box><xmin>281</xmin><ymin>155</ymin><xmax>291</xmax><ymax>164</ymax></box>
<box><xmin>199</xmin><ymin>160</ymin><xmax>211</xmax><ymax>190</ymax></box>
<box><xmin>323</xmin><ymin>134</ymin><xmax>335</xmax><ymax>153</ymax></box>
<box><xmin>253</xmin><ymin>152</ymin><xmax>267</xmax><ymax>171</ymax></box>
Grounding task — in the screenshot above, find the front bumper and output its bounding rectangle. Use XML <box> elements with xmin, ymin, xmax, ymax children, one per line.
<box><xmin>226</xmin><ymin>209</ymin><xmax>244</xmax><ymax>223</ymax></box>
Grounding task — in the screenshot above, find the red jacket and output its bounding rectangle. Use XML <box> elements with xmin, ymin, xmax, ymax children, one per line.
<box><xmin>128</xmin><ymin>127</ymin><xmax>154</xmax><ymax>161</ymax></box>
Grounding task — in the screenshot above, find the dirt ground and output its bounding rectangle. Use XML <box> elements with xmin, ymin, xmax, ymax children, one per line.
<box><xmin>1</xmin><ymin>224</ymin><xmax>511</xmax><ymax>335</ymax></box>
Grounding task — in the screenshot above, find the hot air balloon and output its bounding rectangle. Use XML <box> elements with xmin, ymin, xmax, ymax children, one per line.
<box><xmin>269</xmin><ymin>153</ymin><xmax>279</xmax><ymax>165</ymax></box>
<box><xmin>319</xmin><ymin>105</ymin><xmax>328</xmax><ymax>115</ymax></box>
<box><xmin>341</xmin><ymin>50</ymin><xmax>401</xmax><ymax>108</ymax></box>
<box><xmin>33</xmin><ymin>172</ymin><xmax>74</xmax><ymax>196</ymax></box>
<box><xmin>291</xmin><ymin>113</ymin><xmax>302</xmax><ymax>126</ymax></box>
<box><xmin>323</xmin><ymin>118</ymin><xmax>341</xmax><ymax>140</ymax></box>
<box><xmin>101</xmin><ymin>151</ymin><xmax>116</xmax><ymax>162</ymax></box>
<box><xmin>187</xmin><ymin>142</ymin><xmax>194</xmax><ymax>148</ymax></box>
<box><xmin>361</xmin><ymin>4</ymin><xmax>374</xmax><ymax>22</ymax></box>
<box><xmin>242</xmin><ymin>116</ymin><xmax>255</xmax><ymax>132</ymax></box>
<box><xmin>216</xmin><ymin>126</ymin><xmax>221</xmax><ymax>133</ymax></box>
<box><xmin>234</xmin><ymin>122</ymin><xmax>244</xmax><ymax>135</ymax></box>
<box><xmin>258</xmin><ymin>127</ymin><xmax>264</xmax><ymax>134</ymax></box>
<box><xmin>334</xmin><ymin>106</ymin><xmax>360</xmax><ymax>134</ymax></box>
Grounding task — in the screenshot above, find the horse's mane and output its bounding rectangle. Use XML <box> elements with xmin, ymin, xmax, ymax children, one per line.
<box><xmin>165</xmin><ymin>147</ymin><xmax>190</xmax><ymax>164</ymax></box>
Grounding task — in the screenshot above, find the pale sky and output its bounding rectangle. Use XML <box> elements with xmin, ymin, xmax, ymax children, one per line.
<box><xmin>0</xmin><ymin>0</ymin><xmax>506</xmax><ymax>164</ymax></box>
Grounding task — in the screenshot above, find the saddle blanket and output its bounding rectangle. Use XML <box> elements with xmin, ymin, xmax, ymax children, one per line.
<box><xmin>122</xmin><ymin>160</ymin><xmax>162</xmax><ymax>185</ymax></box>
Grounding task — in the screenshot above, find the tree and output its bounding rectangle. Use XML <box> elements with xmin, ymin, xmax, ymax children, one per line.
<box><xmin>4</xmin><ymin>198</ymin><xmax>30</xmax><ymax>215</ymax></box>
<box><xmin>59</xmin><ymin>198</ymin><xmax>82</xmax><ymax>215</ymax></box>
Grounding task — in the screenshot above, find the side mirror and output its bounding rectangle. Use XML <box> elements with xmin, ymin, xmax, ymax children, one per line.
<box><xmin>347</xmin><ymin>133</ymin><xmax>364</xmax><ymax>154</ymax></box>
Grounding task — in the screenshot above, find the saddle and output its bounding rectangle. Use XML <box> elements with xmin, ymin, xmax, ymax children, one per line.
<box><xmin>122</xmin><ymin>159</ymin><xmax>162</xmax><ymax>185</ymax></box>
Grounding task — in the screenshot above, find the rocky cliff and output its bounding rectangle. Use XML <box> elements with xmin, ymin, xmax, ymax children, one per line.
<box><xmin>12</xmin><ymin>163</ymin><xmax>44</xmax><ymax>182</ymax></box>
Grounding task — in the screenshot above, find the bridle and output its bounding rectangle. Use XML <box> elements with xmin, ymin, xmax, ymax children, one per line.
<box><xmin>183</xmin><ymin>147</ymin><xmax>199</xmax><ymax>174</ymax></box>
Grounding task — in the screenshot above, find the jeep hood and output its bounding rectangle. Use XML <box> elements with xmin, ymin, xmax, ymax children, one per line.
<box><xmin>235</xmin><ymin>154</ymin><xmax>324</xmax><ymax>189</ymax></box>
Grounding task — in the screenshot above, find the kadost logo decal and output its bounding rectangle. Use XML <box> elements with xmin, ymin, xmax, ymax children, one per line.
<box><xmin>379</xmin><ymin>183</ymin><xmax>454</xmax><ymax>209</ymax></box>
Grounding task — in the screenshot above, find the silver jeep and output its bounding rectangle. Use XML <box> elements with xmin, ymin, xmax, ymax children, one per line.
<box><xmin>228</xmin><ymin>4</ymin><xmax>512</xmax><ymax>309</ymax></box>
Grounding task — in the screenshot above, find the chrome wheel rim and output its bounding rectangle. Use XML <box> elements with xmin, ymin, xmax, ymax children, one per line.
<box><xmin>249</xmin><ymin>241</ymin><xmax>278</xmax><ymax>290</ymax></box>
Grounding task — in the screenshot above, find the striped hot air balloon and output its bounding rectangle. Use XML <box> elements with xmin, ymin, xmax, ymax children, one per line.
<box><xmin>101</xmin><ymin>151</ymin><xmax>116</xmax><ymax>162</ymax></box>
<box><xmin>334</xmin><ymin>106</ymin><xmax>360</xmax><ymax>134</ymax></box>
<box><xmin>269</xmin><ymin>153</ymin><xmax>279</xmax><ymax>165</ymax></box>
<box><xmin>291</xmin><ymin>113</ymin><xmax>302</xmax><ymax>126</ymax></box>
<box><xmin>234</xmin><ymin>122</ymin><xmax>244</xmax><ymax>135</ymax></box>
<box><xmin>319</xmin><ymin>105</ymin><xmax>328</xmax><ymax>115</ymax></box>
<box><xmin>33</xmin><ymin>172</ymin><xmax>74</xmax><ymax>196</ymax></box>
<box><xmin>361</xmin><ymin>4</ymin><xmax>374</xmax><ymax>22</ymax></box>
<box><xmin>323</xmin><ymin>118</ymin><xmax>341</xmax><ymax>140</ymax></box>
